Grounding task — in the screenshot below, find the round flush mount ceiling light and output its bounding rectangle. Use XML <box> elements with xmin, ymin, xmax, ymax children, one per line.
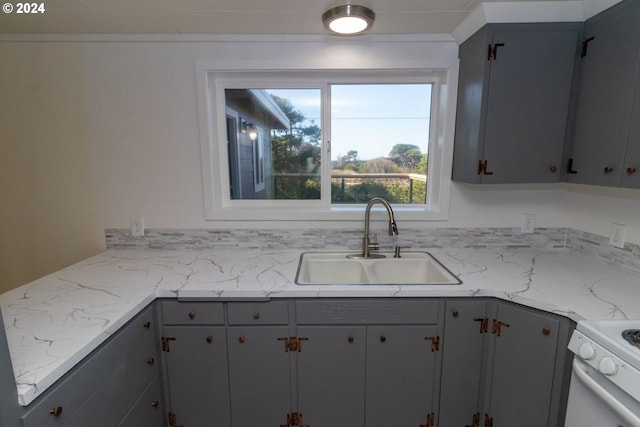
<box><xmin>322</xmin><ymin>4</ymin><xmax>375</xmax><ymax>36</ymax></box>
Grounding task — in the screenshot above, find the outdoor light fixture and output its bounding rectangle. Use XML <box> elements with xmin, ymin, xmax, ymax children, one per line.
<box><xmin>322</xmin><ymin>4</ymin><xmax>375</xmax><ymax>35</ymax></box>
<box><xmin>247</xmin><ymin>124</ymin><xmax>258</xmax><ymax>141</ymax></box>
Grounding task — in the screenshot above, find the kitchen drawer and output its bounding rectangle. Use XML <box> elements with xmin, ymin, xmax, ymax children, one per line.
<box><xmin>227</xmin><ymin>301</ymin><xmax>289</xmax><ymax>325</ymax></box>
<box><xmin>20</xmin><ymin>305</ymin><xmax>156</xmax><ymax>427</ymax></box>
<box><xmin>160</xmin><ymin>301</ymin><xmax>224</xmax><ymax>325</ymax></box>
<box><xmin>295</xmin><ymin>299</ymin><xmax>440</xmax><ymax>325</ymax></box>
<box><xmin>118</xmin><ymin>376</ymin><xmax>164</xmax><ymax>427</ymax></box>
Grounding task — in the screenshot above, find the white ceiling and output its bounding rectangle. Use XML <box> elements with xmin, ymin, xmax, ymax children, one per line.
<box><xmin>0</xmin><ymin>0</ymin><xmax>584</xmax><ymax>35</ymax></box>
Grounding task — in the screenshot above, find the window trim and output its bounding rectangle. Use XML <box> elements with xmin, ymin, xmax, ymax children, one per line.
<box><xmin>197</xmin><ymin>67</ymin><xmax>457</xmax><ymax>222</ymax></box>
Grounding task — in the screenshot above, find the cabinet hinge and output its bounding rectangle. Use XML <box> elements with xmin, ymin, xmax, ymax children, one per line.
<box><xmin>161</xmin><ymin>336</ymin><xmax>176</xmax><ymax>352</ymax></box>
<box><xmin>477</xmin><ymin>160</ymin><xmax>494</xmax><ymax>176</ymax></box>
<box><xmin>474</xmin><ymin>318</ymin><xmax>489</xmax><ymax>334</ymax></box>
<box><xmin>280</xmin><ymin>412</ymin><xmax>309</xmax><ymax>427</ymax></box>
<box><xmin>487</xmin><ymin>43</ymin><xmax>505</xmax><ymax>60</ymax></box>
<box><xmin>425</xmin><ymin>336</ymin><xmax>440</xmax><ymax>352</ymax></box>
<box><xmin>491</xmin><ymin>319</ymin><xmax>510</xmax><ymax>337</ymax></box>
<box><xmin>420</xmin><ymin>411</ymin><xmax>436</xmax><ymax>427</ymax></box>
<box><xmin>465</xmin><ymin>412</ymin><xmax>481</xmax><ymax>427</ymax></box>
<box><xmin>484</xmin><ymin>413</ymin><xmax>494</xmax><ymax>427</ymax></box>
<box><xmin>167</xmin><ymin>412</ymin><xmax>184</xmax><ymax>427</ymax></box>
<box><xmin>581</xmin><ymin>36</ymin><xmax>595</xmax><ymax>58</ymax></box>
<box><xmin>278</xmin><ymin>336</ymin><xmax>309</xmax><ymax>352</ymax></box>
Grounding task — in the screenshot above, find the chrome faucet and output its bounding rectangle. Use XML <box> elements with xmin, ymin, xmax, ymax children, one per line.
<box><xmin>357</xmin><ymin>197</ymin><xmax>399</xmax><ymax>258</ymax></box>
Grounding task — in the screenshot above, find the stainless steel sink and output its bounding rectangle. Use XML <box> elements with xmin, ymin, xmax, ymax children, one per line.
<box><xmin>295</xmin><ymin>251</ymin><xmax>461</xmax><ymax>285</ymax></box>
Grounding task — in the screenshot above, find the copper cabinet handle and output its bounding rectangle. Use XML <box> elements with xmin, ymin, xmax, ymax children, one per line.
<box><xmin>604</xmin><ymin>166</ymin><xmax>614</xmax><ymax>174</ymax></box>
<box><xmin>206</xmin><ymin>336</ymin><xmax>213</xmax><ymax>343</ymax></box>
<box><xmin>380</xmin><ymin>335</ymin><xmax>386</xmax><ymax>343</ymax></box>
<box><xmin>253</xmin><ymin>311</ymin><xmax>260</xmax><ymax>319</ymax></box>
<box><xmin>627</xmin><ymin>167</ymin><xmax>637</xmax><ymax>174</ymax></box>
<box><xmin>542</xmin><ymin>327</ymin><xmax>551</xmax><ymax>336</ymax></box>
<box><xmin>188</xmin><ymin>311</ymin><xmax>196</xmax><ymax>319</ymax></box>
<box><xmin>143</xmin><ymin>321</ymin><xmax>151</xmax><ymax>329</ymax></box>
<box><xmin>239</xmin><ymin>335</ymin><xmax>245</xmax><ymax>343</ymax></box>
<box><xmin>348</xmin><ymin>335</ymin><xmax>354</xmax><ymax>343</ymax></box>
<box><xmin>50</xmin><ymin>406</ymin><xmax>63</xmax><ymax>416</ymax></box>
<box><xmin>452</xmin><ymin>309</ymin><xmax>459</xmax><ymax>318</ymax></box>
<box><xmin>151</xmin><ymin>400</ymin><xmax>159</xmax><ymax>407</ymax></box>
<box><xmin>146</xmin><ymin>357</ymin><xmax>155</xmax><ymax>365</ymax></box>
<box><xmin>549</xmin><ymin>166</ymin><xmax>558</xmax><ymax>173</ymax></box>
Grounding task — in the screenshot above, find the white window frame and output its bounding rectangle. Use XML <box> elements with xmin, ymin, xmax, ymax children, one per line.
<box><xmin>197</xmin><ymin>61</ymin><xmax>457</xmax><ymax>222</ymax></box>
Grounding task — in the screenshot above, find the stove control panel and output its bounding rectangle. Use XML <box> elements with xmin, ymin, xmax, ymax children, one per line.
<box><xmin>569</xmin><ymin>330</ymin><xmax>640</xmax><ymax>402</ymax></box>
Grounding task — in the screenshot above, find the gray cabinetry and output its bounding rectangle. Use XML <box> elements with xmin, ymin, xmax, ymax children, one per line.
<box><xmin>568</xmin><ymin>0</ymin><xmax>640</xmax><ymax>188</ymax></box>
<box><xmin>227</xmin><ymin>301</ymin><xmax>291</xmax><ymax>427</ymax></box>
<box><xmin>160</xmin><ymin>301</ymin><xmax>230</xmax><ymax>427</ymax></box>
<box><xmin>0</xmin><ymin>308</ymin><xmax>21</xmax><ymax>427</ymax></box>
<box><xmin>439</xmin><ymin>300</ymin><xmax>574</xmax><ymax>427</ymax></box>
<box><xmin>453</xmin><ymin>23</ymin><xmax>581</xmax><ymax>184</ymax></box>
<box><xmin>20</xmin><ymin>304</ymin><xmax>162</xmax><ymax>427</ymax></box>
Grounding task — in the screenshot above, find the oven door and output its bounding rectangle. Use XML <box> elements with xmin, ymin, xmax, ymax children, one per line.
<box><xmin>565</xmin><ymin>359</ymin><xmax>640</xmax><ymax>427</ymax></box>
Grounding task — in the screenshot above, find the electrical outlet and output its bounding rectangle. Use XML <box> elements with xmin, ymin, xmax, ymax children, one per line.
<box><xmin>521</xmin><ymin>214</ymin><xmax>535</xmax><ymax>234</ymax></box>
<box><xmin>131</xmin><ymin>217</ymin><xmax>145</xmax><ymax>237</ymax></box>
<box><xmin>609</xmin><ymin>223</ymin><xmax>626</xmax><ymax>248</ymax></box>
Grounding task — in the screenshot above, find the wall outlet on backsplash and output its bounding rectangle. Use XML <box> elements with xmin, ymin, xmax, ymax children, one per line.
<box><xmin>609</xmin><ymin>223</ymin><xmax>626</xmax><ymax>248</ymax></box>
<box><xmin>521</xmin><ymin>214</ymin><xmax>536</xmax><ymax>234</ymax></box>
<box><xmin>130</xmin><ymin>217</ymin><xmax>145</xmax><ymax>237</ymax></box>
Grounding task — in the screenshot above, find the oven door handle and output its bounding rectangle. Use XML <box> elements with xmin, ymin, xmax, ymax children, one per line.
<box><xmin>573</xmin><ymin>359</ymin><xmax>640</xmax><ymax>427</ymax></box>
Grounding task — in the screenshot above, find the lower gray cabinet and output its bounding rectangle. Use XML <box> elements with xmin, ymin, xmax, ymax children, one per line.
<box><xmin>162</xmin><ymin>325</ymin><xmax>231</xmax><ymax>427</ymax></box>
<box><xmin>227</xmin><ymin>325</ymin><xmax>291</xmax><ymax>427</ymax></box>
<box><xmin>297</xmin><ymin>326</ymin><xmax>366</xmax><ymax>427</ymax></box>
<box><xmin>439</xmin><ymin>299</ymin><xmax>574</xmax><ymax>427</ymax></box>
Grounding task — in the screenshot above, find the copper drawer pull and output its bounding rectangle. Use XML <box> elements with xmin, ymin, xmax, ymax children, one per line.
<box><xmin>549</xmin><ymin>166</ymin><xmax>558</xmax><ymax>173</ymax></box>
<box><xmin>452</xmin><ymin>309</ymin><xmax>459</xmax><ymax>317</ymax></box>
<box><xmin>253</xmin><ymin>311</ymin><xmax>260</xmax><ymax>319</ymax></box>
<box><xmin>146</xmin><ymin>357</ymin><xmax>155</xmax><ymax>365</ymax></box>
<box><xmin>604</xmin><ymin>166</ymin><xmax>614</xmax><ymax>174</ymax></box>
<box><xmin>151</xmin><ymin>400</ymin><xmax>159</xmax><ymax>408</ymax></box>
<box><xmin>50</xmin><ymin>406</ymin><xmax>63</xmax><ymax>416</ymax></box>
<box><xmin>380</xmin><ymin>335</ymin><xmax>386</xmax><ymax>343</ymax></box>
<box><xmin>348</xmin><ymin>335</ymin><xmax>354</xmax><ymax>343</ymax></box>
<box><xmin>627</xmin><ymin>167</ymin><xmax>637</xmax><ymax>174</ymax></box>
<box><xmin>239</xmin><ymin>335</ymin><xmax>245</xmax><ymax>343</ymax></box>
<box><xmin>542</xmin><ymin>327</ymin><xmax>551</xmax><ymax>336</ymax></box>
<box><xmin>206</xmin><ymin>336</ymin><xmax>213</xmax><ymax>343</ymax></box>
<box><xmin>143</xmin><ymin>322</ymin><xmax>151</xmax><ymax>329</ymax></box>
<box><xmin>188</xmin><ymin>311</ymin><xmax>196</xmax><ymax>319</ymax></box>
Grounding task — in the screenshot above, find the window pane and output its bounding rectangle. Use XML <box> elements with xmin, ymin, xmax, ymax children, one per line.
<box><xmin>330</xmin><ymin>84</ymin><xmax>432</xmax><ymax>204</ymax></box>
<box><xmin>225</xmin><ymin>88</ymin><xmax>322</xmax><ymax>200</ymax></box>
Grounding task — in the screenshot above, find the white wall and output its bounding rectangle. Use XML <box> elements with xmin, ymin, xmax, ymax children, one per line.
<box><xmin>2</xmin><ymin>37</ymin><xmax>640</xmax><ymax>248</ymax></box>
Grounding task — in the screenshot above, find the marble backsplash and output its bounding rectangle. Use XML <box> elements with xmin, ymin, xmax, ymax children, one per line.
<box><xmin>105</xmin><ymin>227</ymin><xmax>640</xmax><ymax>275</ymax></box>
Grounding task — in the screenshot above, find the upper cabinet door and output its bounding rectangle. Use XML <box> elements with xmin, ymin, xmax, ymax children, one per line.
<box><xmin>569</xmin><ymin>0</ymin><xmax>640</xmax><ymax>187</ymax></box>
<box><xmin>453</xmin><ymin>23</ymin><xmax>581</xmax><ymax>184</ymax></box>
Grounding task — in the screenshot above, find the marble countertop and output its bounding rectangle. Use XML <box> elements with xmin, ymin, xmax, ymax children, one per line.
<box><xmin>2</xmin><ymin>247</ymin><xmax>640</xmax><ymax>406</ymax></box>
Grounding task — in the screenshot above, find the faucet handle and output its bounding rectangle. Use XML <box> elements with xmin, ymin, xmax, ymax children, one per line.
<box><xmin>393</xmin><ymin>246</ymin><xmax>411</xmax><ymax>258</ymax></box>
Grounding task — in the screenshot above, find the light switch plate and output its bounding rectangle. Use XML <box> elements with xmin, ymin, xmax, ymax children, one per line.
<box><xmin>609</xmin><ymin>223</ymin><xmax>626</xmax><ymax>248</ymax></box>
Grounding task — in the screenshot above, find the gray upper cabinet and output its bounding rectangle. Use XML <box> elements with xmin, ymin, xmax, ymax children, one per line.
<box><xmin>453</xmin><ymin>23</ymin><xmax>582</xmax><ymax>184</ymax></box>
<box><xmin>568</xmin><ymin>0</ymin><xmax>640</xmax><ymax>188</ymax></box>
<box><xmin>0</xmin><ymin>308</ymin><xmax>21</xmax><ymax>427</ymax></box>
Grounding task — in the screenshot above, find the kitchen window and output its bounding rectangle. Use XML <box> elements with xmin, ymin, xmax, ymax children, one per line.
<box><xmin>199</xmin><ymin>70</ymin><xmax>453</xmax><ymax>221</ymax></box>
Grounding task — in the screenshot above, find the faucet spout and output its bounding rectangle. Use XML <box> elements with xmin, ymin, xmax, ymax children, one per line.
<box><xmin>361</xmin><ymin>197</ymin><xmax>399</xmax><ymax>258</ymax></box>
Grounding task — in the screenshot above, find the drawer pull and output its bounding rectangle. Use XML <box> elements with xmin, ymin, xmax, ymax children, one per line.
<box><xmin>253</xmin><ymin>311</ymin><xmax>260</xmax><ymax>319</ymax></box>
<box><xmin>50</xmin><ymin>406</ymin><xmax>63</xmax><ymax>416</ymax></box>
<box><xmin>143</xmin><ymin>321</ymin><xmax>151</xmax><ymax>329</ymax></box>
<box><xmin>542</xmin><ymin>327</ymin><xmax>551</xmax><ymax>336</ymax></box>
<box><xmin>549</xmin><ymin>165</ymin><xmax>558</xmax><ymax>173</ymax></box>
<box><xmin>604</xmin><ymin>166</ymin><xmax>614</xmax><ymax>174</ymax></box>
<box><xmin>380</xmin><ymin>335</ymin><xmax>386</xmax><ymax>343</ymax></box>
<box><xmin>239</xmin><ymin>335</ymin><xmax>245</xmax><ymax>343</ymax></box>
<box><xmin>188</xmin><ymin>311</ymin><xmax>196</xmax><ymax>319</ymax></box>
<box><xmin>206</xmin><ymin>336</ymin><xmax>213</xmax><ymax>343</ymax></box>
<box><xmin>452</xmin><ymin>309</ymin><xmax>459</xmax><ymax>318</ymax></box>
<box><xmin>146</xmin><ymin>357</ymin><xmax>154</xmax><ymax>365</ymax></box>
<box><xmin>151</xmin><ymin>400</ymin><xmax>159</xmax><ymax>408</ymax></box>
<box><xmin>348</xmin><ymin>335</ymin><xmax>354</xmax><ymax>343</ymax></box>
<box><xmin>627</xmin><ymin>167</ymin><xmax>637</xmax><ymax>174</ymax></box>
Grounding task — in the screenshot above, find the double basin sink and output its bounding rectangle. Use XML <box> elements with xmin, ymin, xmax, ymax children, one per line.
<box><xmin>295</xmin><ymin>251</ymin><xmax>461</xmax><ymax>285</ymax></box>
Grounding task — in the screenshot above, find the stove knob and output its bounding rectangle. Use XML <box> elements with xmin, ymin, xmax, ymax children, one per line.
<box><xmin>598</xmin><ymin>357</ymin><xmax>618</xmax><ymax>376</ymax></box>
<box><xmin>578</xmin><ymin>342</ymin><xmax>596</xmax><ymax>360</ymax></box>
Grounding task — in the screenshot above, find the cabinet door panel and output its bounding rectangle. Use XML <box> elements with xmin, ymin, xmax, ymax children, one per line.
<box><xmin>439</xmin><ymin>300</ymin><xmax>489</xmax><ymax>426</ymax></box>
<box><xmin>622</xmin><ymin>60</ymin><xmax>640</xmax><ymax>188</ymax></box>
<box><xmin>488</xmin><ymin>304</ymin><xmax>559</xmax><ymax>427</ymax></box>
<box><xmin>570</xmin><ymin>1</ymin><xmax>640</xmax><ymax>186</ymax></box>
<box><xmin>163</xmin><ymin>326</ymin><xmax>231</xmax><ymax>427</ymax></box>
<box><xmin>366</xmin><ymin>325</ymin><xmax>439</xmax><ymax>427</ymax></box>
<box><xmin>297</xmin><ymin>326</ymin><xmax>366</xmax><ymax>427</ymax></box>
<box><xmin>227</xmin><ymin>326</ymin><xmax>291</xmax><ymax>427</ymax></box>
<box><xmin>483</xmin><ymin>29</ymin><xmax>578</xmax><ymax>183</ymax></box>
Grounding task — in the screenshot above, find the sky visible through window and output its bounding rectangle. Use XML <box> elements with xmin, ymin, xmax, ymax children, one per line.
<box><xmin>267</xmin><ymin>84</ymin><xmax>432</xmax><ymax>161</ymax></box>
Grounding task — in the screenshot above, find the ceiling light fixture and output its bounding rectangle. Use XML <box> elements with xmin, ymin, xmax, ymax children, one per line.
<box><xmin>322</xmin><ymin>4</ymin><xmax>375</xmax><ymax>36</ymax></box>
